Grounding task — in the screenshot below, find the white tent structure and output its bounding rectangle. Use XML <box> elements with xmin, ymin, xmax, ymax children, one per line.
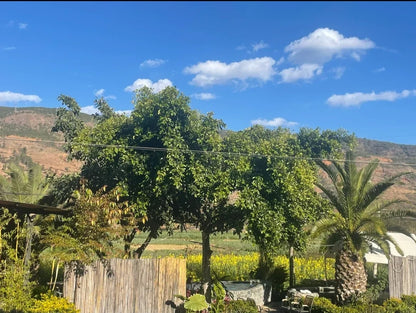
<box><xmin>364</xmin><ymin>232</ymin><xmax>416</xmax><ymax>264</ymax></box>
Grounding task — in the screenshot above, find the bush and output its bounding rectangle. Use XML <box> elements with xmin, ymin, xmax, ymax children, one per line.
<box><xmin>401</xmin><ymin>295</ymin><xmax>416</xmax><ymax>310</ymax></box>
<box><xmin>29</xmin><ymin>292</ymin><xmax>79</xmax><ymax>313</ymax></box>
<box><xmin>312</xmin><ymin>297</ymin><xmax>341</xmax><ymax>313</ymax></box>
<box><xmin>383</xmin><ymin>298</ymin><xmax>415</xmax><ymax>313</ymax></box>
<box><xmin>224</xmin><ymin>299</ymin><xmax>258</xmax><ymax>313</ymax></box>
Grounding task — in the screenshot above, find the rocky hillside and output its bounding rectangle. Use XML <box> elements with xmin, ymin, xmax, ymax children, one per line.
<box><xmin>0</xmin><ymin>106</ymin><xmax>93</xmax><ymax>176</ymax></box>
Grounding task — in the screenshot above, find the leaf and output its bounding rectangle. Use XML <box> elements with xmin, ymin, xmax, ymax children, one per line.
<box><xmin>184</xmin><ymin>294</ymin><xmax>209</xmax><ymax>311</ymax></box>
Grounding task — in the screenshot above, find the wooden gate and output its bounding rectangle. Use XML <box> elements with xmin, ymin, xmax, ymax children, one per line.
<box><xmin>64</xmin><ymin>258</ymin><xmax>186</xmax><ymax>313</ymax></box>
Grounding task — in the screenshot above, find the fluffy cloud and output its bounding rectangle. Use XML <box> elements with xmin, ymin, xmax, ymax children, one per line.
<box><xmin>184</xmin><ymin>57</ymin><xmax>276</xmax><ymax>87</ymax></box>
<box><xmin>124</xmin><ymin>78</ymin><xmax>173</xmax><ymax>93</ymax></box>
<box><xmin>18</xmin><ymin>23</ymin><xmax>27</xmax><ymax>30</ymax></box>
<box><xmin>251</xmin><ymin>117</ymin><xmax>298</xmax><ymax>128</ymax></box>
<box><xmin>80</xmin><ymin>105</ymin><xmax>99</xmax><ymax>115</ymax></box>
<box><xmin>278</xmin><ymin>28</ymin><xmax>375</xmax><ymax>83</ymax></box>
<box><xmin>285</xmin><ymin>28</ymin><xmax>375</xmax><ymax>65</ymax></box>
<box><xmin>327</xmin><ymin>89</ymin><xmax>416</xmax><ymax>107</ymax></box>
<box><xmin>279</xmin><ymin>64</ymin><xmax>323</xmax><ymax>83</ymax></box>
<box><xmin>140</xmin><ymin>59</ymin><xmax>166</xmax><ymax>68</ymax></box>
<box><xmin>192</xmin><ymin>93</ymin><xmax>216</xmax><ymax>100</ymax></box>
<box><xmin>0</xmin><ymin>91</ymin><xmax>41</xmax><ymax>103</ymax></box>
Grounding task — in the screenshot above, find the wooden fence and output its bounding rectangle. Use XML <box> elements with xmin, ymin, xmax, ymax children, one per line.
<box><xmin>389</xmin><ymin>255</ymin><xmax>416</xmax><ymax>298</ymax></box>
<box><xmin>64</xmin><ymin>258</ymin><xmax>186</xmax><ymax>313</ymax></box>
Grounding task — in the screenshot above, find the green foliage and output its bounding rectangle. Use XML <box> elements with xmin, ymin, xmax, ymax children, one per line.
<box><xmin>52</xmin><ymin>94</ymin><xmax>85</xmax><ymax>157</ymax></box>
<box><xmin>183</xmin><ymin>294</ymin><xmax>209</xmax><ymax>312</ymax></box>
<box><xmin>224</xmin><ymin>299</ymin><xmax>258</xmax><ymax>313</ymax></box>
<box><xmin>0</xmin><ymin>161</ymin><xmax>50</xmax><ymax>204</ymax></box>
<box><xmin>312</xmin><ymin>297</ymin><xmax>341</xmax><ymax>313</ymax></box>
<box><xmin>360</xmin><ymin>264</ymin><xmax>389</xmax><ymax>304</ymax></box>
<box><xmin>0</xmin><ymin>262</ymin><xmax>34</xmax><ymax>312</ymax></box>
<box><xmin>312</xmin><ymin>297</ymin><xmax>416</xmax><ymax>313</ymax></box>
<box><xmin>29</xmin><ymin>292</ymin><xmax>79</xmax><ymax>313</ymax></box>
<box><xmin>0</xmin><ymin>210</ymin><xmax>34</xmax><ymax>312</ymax></box>
<box><xmin>210</xmin><ymin>281</ymin><xmax>226</xmax><ymax>313</ymax></box>
<box><xmin>383</xmin><ymin>298</ymin><xmax>415</xmax><ymax>313</ymax></box>
<box><xmin>401</xmin><ymin>295</ymin><xmax>416</xmax><ymax>310</ymax></box>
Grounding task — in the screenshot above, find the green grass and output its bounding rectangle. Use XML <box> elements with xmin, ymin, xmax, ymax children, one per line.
<box><xmin>130</xmin><ymin>229</ymin><xmax>258</xmax><ymax>258</ymax></box>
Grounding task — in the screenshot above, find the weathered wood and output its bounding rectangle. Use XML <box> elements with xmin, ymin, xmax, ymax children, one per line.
<box><xmin>63</xmin><ymin>258</ymin><xmax>186</xmax><ymax>313</ymax></box>
<box><xmin>389</xmin><ymin>255</ymin><xmax>416</xmax><ymax>298</ymax></box>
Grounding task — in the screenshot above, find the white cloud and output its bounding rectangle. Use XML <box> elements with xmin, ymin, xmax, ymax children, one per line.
<box><xmin>285</xmin><ymin>28</ymin><xmax>375</xmax><ymax>65</ymax></box>
<box><xmin>94</xmin><ymin>89</ymin><xmax>105</xmax><ymax>97</ymax></box>
<box><xmin>327</xmin><ymin>89</ymin><xmax>416</xmax><ymax>107</ymax></box>
<box><xmin>279</xmin><ymin>63</ymin><xmax>323</xmax><ymax>83</ymax></box>
<box><xmin>3</xmin><ymin>46</ymin><xmax>16</xmax><ymax>51</ymax></box>
<box><xmin>374</xmin><ymin>67</ymin><xmax>386</xmax><ymax>73</ymax></box>
<box><xmin>332</xmin><ymin>66</ymin><xmax>346</xmax><ymax>79</ymax></box>
<box><xmin>18</xmin><ymin>23</ymin><xmax>27</xmax><ymax>30</ymax></box>
<box><xmin>80</xmin><ymin>105</ymin><xmax>99</xmax><ymax>115</ymax></box>
<box><xmin>252</xmin><ymin>40</ymin><xmax>268</xmax><ymax>52</ymax></box>
<box><xmin>140</xmin><ymin>59</ymin><xmax>166</xmax><ymax>68</ymax></box>
<box><xmin>184</xmin><ymin>57</ymin><xmax>276</xmax><ymax>87</ymax></box>
<box><xmin>0</xmin><ymin>91</ymin><xmax>41</xmax><ymax>103</ymax></box>
<box><xmin>251</xmin><ymin>117</ymin><xmax>298</xmax><ymax>128</ymax></box>
<box><xmin>124</xmin><ymin>78</ymin><xmax>173</xmax><ymax>93</ymax></box>
<box><xmin>192</xmin><ymin>93</ymin><xmax>216</xmax><ymax>100</ymax></box>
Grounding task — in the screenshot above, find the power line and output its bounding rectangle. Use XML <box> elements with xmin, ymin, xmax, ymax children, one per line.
<box><xmin>2</xmin><ymin>136</ymin><xmax>416</xmax><ymax>168</ymax></box>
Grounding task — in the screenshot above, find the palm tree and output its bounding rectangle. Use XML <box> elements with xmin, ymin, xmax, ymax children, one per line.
<box><xmin>312</xmin><ymin>150</ymin><xmax>408</xmax><ymax>304</ymax></box>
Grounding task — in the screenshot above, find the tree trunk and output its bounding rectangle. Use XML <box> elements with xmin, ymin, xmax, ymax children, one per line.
<box><xmin>289</xmin><ymin>246</ymin><xmax>295</xmax><ymax>288</ymax></box>
<box><xmin>124</xmin><ymin>228</ymin><xmax>138</xmax><ymax>258</ymax></box>
<box><xmin>202</xmin><ymin>230</ymin><xmax>212</xmax><ymax>302</ymax></box>
<box><xmin>133</xmin><ymin>230</ymin><xmax>155</xmax><ymax>259</ymax></box>
<box><xmin>24</xmin><ymin>214</ymin><xmax>34</xmax><ymax>285</ymax></box>
<box><xmin>335</xmin><ymin>248</ymin><xmax>367</xmax><ymax>304</ymax></box>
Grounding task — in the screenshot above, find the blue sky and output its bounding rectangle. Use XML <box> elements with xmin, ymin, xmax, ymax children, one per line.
<box><xmin>2</xmin><ymin>2</ymin><xmax>416</xmax><ymax>144</ymax></box>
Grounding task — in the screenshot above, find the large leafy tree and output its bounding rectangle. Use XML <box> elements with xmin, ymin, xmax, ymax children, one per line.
<box><xmin>53</xmin><ymin>87</ymin><xmax>246</xmax><ymax>302</ymax></box>
<box><xmin>227</xmin><ymin>126</ymin><xmax>354</xmax><ymax>286</ymax></box>
<box><xmin>313</xmin><ymin>150</ymin><xmax>408</xmax><ymax>304</ymax></box>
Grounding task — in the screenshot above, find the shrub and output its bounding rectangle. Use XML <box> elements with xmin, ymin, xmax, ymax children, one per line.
<box><xmin>383</xmin><ymin>298</ymin><xmax>415</xmax><ymax>313</ymax></box>
<box><xmin>312</xmin><ymin>297</ymin><xmax>341</xmax><ymax>313</ymax></box>
<box><xmin>224</xmin><ymin>299</ymin><xmax>258</xmax><ymax>313</ymax></box>
<box><xmin>29</xmin><ymin>292</ymin><xmax>79</xmax><ymax>313</ymax></box>
<box><xmin>401</xmin><ymin>295</ymin><xmax>416</xmax><ymax>310</ymax></box>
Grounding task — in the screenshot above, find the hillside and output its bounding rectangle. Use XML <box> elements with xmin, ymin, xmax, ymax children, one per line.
<box><xmin>0</xmin><ymin>106</ymin><xmax>415</xmax><ymax>229</ymax></box>
<box><xmin>0</xmin><ymin>106</ymin><xmax>94</xmax><ymax>176</ymax></box>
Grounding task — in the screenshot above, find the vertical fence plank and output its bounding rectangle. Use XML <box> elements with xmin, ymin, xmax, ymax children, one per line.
<box><xmin>64</xmin><ymin>258</ymin><xmax>185</xmax><ymax>313</ymax></box>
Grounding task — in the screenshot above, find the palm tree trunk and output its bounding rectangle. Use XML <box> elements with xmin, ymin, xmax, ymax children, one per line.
<box><xmin>335</xmin><ymin>248</ymin><xmax>367</xmax><ymax>304</ymax></box>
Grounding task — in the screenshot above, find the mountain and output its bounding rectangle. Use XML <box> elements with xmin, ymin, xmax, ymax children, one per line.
<box><xmin>0</xmin><ymin>106</ymin><xmax>414</xmax><ymax>229</ymax></box>
<box><xmin>0</xmin><ymin>106</ymin><xmax>94</xmax><ymax>176</ymax></box>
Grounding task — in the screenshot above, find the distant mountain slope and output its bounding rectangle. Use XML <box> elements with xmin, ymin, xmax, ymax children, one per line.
<box><xmin>0</xmin><ymin>106</ymin><xmax>94</xmax><ymax>176</ymax></box>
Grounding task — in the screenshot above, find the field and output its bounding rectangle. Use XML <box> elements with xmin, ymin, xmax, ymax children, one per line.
<box><xmin>128</xmin><ymin>228</ymin><xmax>324</xmax><ymax>259</ymax></box>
